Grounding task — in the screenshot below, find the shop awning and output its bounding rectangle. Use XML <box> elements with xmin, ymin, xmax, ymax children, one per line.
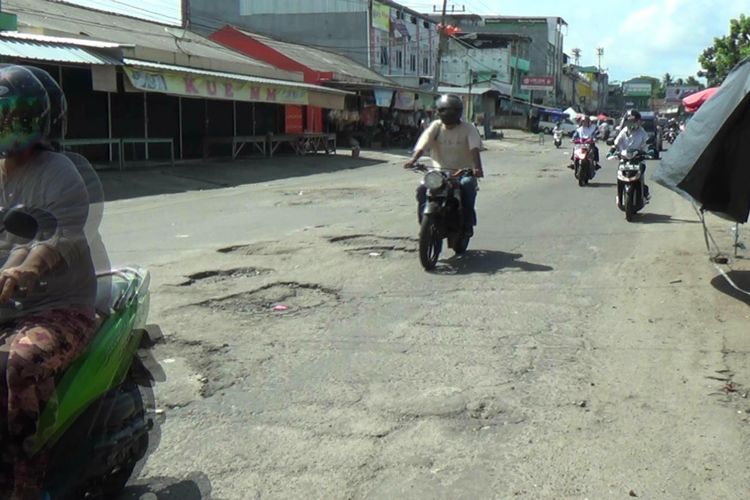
<box><xmin>0</xmin><ymin>32</ymin><xmax>122</xmax><ymax>65</ymax></box>
<box><xmin>439</xmin><ymin>81</ymin><xmax>513</xmax><ymax>97</ymax></box>
<box><xmin>123</xmin><ymin>58</ymin><xmax>350</xmax><ymax>109</ymax></box>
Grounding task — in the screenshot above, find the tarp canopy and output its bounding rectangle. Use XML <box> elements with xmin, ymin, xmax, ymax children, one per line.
<box><xmin>564</xmin><ymin>107</ymin><xmax>578</xmax><ymax>121</ymax></box>
<box><xmin>653</xmin><ymin>57</ymin><xmax>750</xmax><ymax>223</ymax></box>
<box><xmin>682</xmin><ymin>86</ymin><xmax>719</xmax><ymax>113</ymax></box>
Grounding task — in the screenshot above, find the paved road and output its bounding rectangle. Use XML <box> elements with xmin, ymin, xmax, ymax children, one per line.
<box><xmin>110</xmin><ymin>133</ymin><xmax>750</xmax><ymax>499</ymax></box>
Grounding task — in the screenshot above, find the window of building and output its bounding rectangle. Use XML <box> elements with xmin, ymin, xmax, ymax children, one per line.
<box><xmin>411</xmin><ymin>16</ymin><xmax>417</xmax><ymax>24</ymax></box>
<box><xmin>410</xmin><ymin>54</ymin><xmax>417</xmax><ymax>72</ymax></box>
<box><xmin>396</xmin><ymin>10</ymin><xmax>403</xmax><ymax>20</ymax></box>
<box><xmin>380</xmin><ymin>47</ymin><xmax>389</xmax><ymax>66</ymax></box>
<box><xmin>396</xmin><ymin>50</ymin><xmax>403</xmax><ymax>69</ymax></box>
<box><xmin>423</xmin><ymin>57</ymin><xmax>429</xmax><ymax>75</ymax></box>
<box><xmin>423</xmin><ymin>21</ymin><xmax>430</xmax><ymax>29</ymax></box>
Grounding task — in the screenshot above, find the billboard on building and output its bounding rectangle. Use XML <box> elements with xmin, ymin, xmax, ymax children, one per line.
<box><xmin>372</xmin><ymin>1</ymin><xmax>390</xmax><ymax>31</ymax></box>
<box><xmin>623</xmin><ymin>82</ymin><xmax>652</xmax><ymax>97</ymax></box>
<box><xmin>521</xmin><ymin>76</ymin><xmax>554</xmax><ymax>91</ymax></box>
<box><xmin>665</xmin><ymin>85</ymin><xmax>700</xmax><ymax>102</ymax></box>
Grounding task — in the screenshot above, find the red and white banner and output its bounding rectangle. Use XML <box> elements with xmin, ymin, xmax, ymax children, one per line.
<box><xmin>521</xmin><ymin>76</ymin><xmax>554</xmax><ymax>92</ymax></box>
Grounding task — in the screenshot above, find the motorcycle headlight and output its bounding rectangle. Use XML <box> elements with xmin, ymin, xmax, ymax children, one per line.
<box><xmin>423</xmin><ymin>171</ymin><xmax>444</xmax><ymax>190</ymax></box>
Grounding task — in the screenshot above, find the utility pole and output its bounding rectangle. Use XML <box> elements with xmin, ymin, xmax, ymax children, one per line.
<box><xmin>181</xmin><ymin>0</ymin><xmax>190</xmax><ymax>28</ymax></box>
<box><xmin>508</xmin><ymin>39</ymin><xmax>520</xmax><ymax>117</ymax></box>
<box><xmin>596</xmin><ymin>48</ymin><xmax>604</xmax><ymax>112</ymax></box>
<box><xmin>432</xmin><ymin>0</ymin><xmax>449</xmax><ymax>93</ymax></box>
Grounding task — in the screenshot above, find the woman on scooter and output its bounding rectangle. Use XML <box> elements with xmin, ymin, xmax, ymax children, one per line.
<box><xmin>0</xmin><ymin>65</ymin><xmax>96</xmax><ymax>499</ymax></box>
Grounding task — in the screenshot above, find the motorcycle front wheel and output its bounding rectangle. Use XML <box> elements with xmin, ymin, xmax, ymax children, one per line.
<box><xmin>419</xmin><ymin>216</ymin><xmax>442</xmax><ymax>270</ymax></box>
<box><xmin>624</xmin><ymin>189</ymin><xmax>635</xmax><ymax>222</ymax></box>
<box><xmin>578</xmin><ymin>162</ymin><xmax>588</xmax><ymax>187</ymax></box>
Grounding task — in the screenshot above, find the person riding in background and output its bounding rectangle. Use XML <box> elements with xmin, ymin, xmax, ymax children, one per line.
<box><xmin>0</xmin><ymin>65</ymin><xmax>96</xmax><ymax>499</ymax></box>
<box><xmin>570</xmin><ymin>115</ymin><xmax>600</xmax><ymax>170</ymax></box>
<box><xmin>404</xmin><ymin>94</ymin><xmax>484</xmax><ymax>235</ymax></box>
<box><xmin>611</xmin><ymin>108</ymin><xmax>651</xmax><ymax>201</ymax></box>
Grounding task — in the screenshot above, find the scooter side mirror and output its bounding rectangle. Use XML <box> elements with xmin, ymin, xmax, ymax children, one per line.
<box><xmin>0</xmin><ymin>206</ymin><xmax>58</xmax><ymax>240</ymax></box>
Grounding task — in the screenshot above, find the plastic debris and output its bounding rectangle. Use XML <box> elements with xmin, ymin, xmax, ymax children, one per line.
<box><xmin>273</xmin><ymin>304</ymin><xmax>289</xmax><ymax>312</ymax></box>
<box><xmin>369</xmin><ymin>252</ymin><xmax>382</xmax><ymax>257</ymax></box>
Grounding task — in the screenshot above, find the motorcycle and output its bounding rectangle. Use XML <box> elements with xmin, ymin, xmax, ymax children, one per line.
<box><xmin>665</xmin><ymin>129</ymin><xmax>677</xmax><ymax>144</ymax></box>
<box><xmin>553</xmin><ymin>128</ymin><xmax>563</xmax><ymax>148</ymax></box>
<box><xmin>572</xmin><ymin>137</ymin><xmax>597</xmax><ymax>187</ymax></box>
<box><xmin>608</xmin><ymin>149</ymin><xmax>652</xmax><ymax>222</ymax></box>
<box><xmin>0</xmin><ymin>206</ymin><xmax>162</xmax><ymax>499</ymax></box>
<box><xmin>411</xmin><ymin>159</ymin><xmax>475</xmax><ymax>271</ymax></box>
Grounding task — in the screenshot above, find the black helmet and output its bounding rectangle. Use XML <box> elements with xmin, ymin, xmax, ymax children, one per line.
<box><xmin>0</xmin><ymin>65</ymin><xmax>51</xmax><ymax>158</ymax></box>
<box><xmin>24</xmin><ymin>66</ymin><xmax>66</xmax><ymax>143</ymax></box>
<box><xmin>624</xmin><ymin>109</ymin><xmax>641</xmax><ymax>121</ymax></box>
<box><xmin>435</xmin><ymin>94</ymin><xmax>463</xmax><ymax>126</ymax></box>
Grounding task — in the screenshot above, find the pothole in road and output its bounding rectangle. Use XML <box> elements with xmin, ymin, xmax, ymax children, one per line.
<box><xmin>198</xmin><ymin>281</ymin><xmax>340</xmax><ymax>316</ymax></box>
<box><xmin>328</xmin><ymin>234</ymin><xmax>417</xmax><ymax>256</ymax></box>
<box><xmin>217</xmin><ymin>240</ymin><xmax>301</xmax><ymax>256</ymax></box>
<box><xmin>275</xmin><ymin>187</ymin><xmax>375</xmax><ymax>206</ymax></box>
<box><xmin>178</xmin><ymin>267</ymin><xmax>273</xmax><ymax>286</ymax></box>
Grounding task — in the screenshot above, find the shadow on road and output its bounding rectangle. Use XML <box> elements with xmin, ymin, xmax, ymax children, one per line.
<box><xmin>434</xmin><ymin>249</ymin><xmax>554</xmax><ymax>275</ymax></box>
<box><xmin>711</xmin><ymin>270</ymin><xmax>750</xmax><ymax>307</ymax></box>
<box><xmin>99</xmin><ymin>154</ymin><xmax>387</xmax><ymax>202</ymax></box>
<box><xmin>587</xmin><ymin>182</ymin><xmax>617</xmax><ymax>188</ymax></box>
<box><xmin>637</xmin><ymin>212</ymin><xmax>700</xmax><ymax>224</ymax></box>
<box><xmin>121</xmin><ymin>472</ymin><xmax>212</xmax><ymax>499</ymax></box>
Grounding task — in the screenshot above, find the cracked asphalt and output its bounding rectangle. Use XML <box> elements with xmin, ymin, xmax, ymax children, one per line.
<box><xmin>103</xmin><ymin>131</ymin><xmax>750</xmax><ymax>499</ymax></box>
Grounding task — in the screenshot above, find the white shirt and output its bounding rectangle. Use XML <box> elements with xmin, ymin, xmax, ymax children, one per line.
<box><xmin>574</xmin><ymin>124</ymin><xmax>598</xmax><ymax>140</ymax></box>
<box><xmin>614</xmin><ymin>126</ymin><xmax>649</xmax><ymax>153</ymax></box>
<box><xmin>415</xmin><ymin>120</ymin><xmax>482</xmax><ymax>171</ymax></box>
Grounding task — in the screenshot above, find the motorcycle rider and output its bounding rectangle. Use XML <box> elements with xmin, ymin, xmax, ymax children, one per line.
<box><xmin>552</xmin><ymin>120</ymin><xmax>563</xmax><ymax>136</ymax></box>
<box><xmin>0</xmin><ymin>65</ymin><xmax>96</xmax><ymax>499</ymax></box>
<box><xmin>569</xmin><ymin>115</ymin><xmax>600</xmax><ymax>170</ymax></box>
<box><xmin>610</xmin><ymin>109</ymin><xmax>651</xmax><ymax>201</ymax></box>
<box><xmin>404</xmin><ymin>94</ymin><xmax>484</xmax><ymax>235</ymax></box>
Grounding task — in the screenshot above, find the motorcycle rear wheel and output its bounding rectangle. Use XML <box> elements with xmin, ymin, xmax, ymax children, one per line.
<box><xmin>419</xmin><ymin>216</ymin><xmax>442</xmax><ymax>270</ymax></box>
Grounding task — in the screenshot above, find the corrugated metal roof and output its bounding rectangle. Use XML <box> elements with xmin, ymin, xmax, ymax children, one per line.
<box><xmin>1</xmin><ymin>31</ymin><xmax>125</xmax><ymax>49</ymax></box>
<box><xmin>5</xmin><ymin>0</ymin><xmax>300</xmax><ymax>81</ymax></box>
<box><xmin>0</xmin><ymin>36</ymin><xmax>121</xmax><ymax>65</ymax></box>
<box><xmin>123</xmin><ymin>58</ymin><xmax>351</xmax><ymax>95</ymax></box>
<box><xmin>235</xmin><ymin>29</ymin><xmax>396</xmax><ymax>86</ymax></box>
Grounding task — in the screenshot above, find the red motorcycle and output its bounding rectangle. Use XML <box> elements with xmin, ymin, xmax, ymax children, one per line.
<box><xmin>572</xmin><ymin>137</ymin><xmax>596</xmax><ymax>187</ymax></box>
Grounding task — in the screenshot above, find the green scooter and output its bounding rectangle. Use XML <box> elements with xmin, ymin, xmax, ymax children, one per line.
<box><xmin>2</xmin><ymin>207</ymin><xmax>162</xmax><ymax>499</ymax></box>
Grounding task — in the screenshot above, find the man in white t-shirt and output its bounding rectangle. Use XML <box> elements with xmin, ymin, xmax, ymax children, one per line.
<box><xmin>611</xmin><ymin>109</ymin><xmax>651</xmax><ymax>200</ymax></box>
<box><xmin>404</xmin><ymin>94</ymin><xmax>484</xmax><ymax>232</ymax></box>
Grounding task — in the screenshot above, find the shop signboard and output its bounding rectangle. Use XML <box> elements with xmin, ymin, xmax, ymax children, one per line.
<box><xmin>372</xmin><ymin>1</ymin><xmax>391</xmax><ymax>32</ymax></box>
<box><xmin>623</xmin><ymin>82</ymin><xmax>652</xmax><ymax>97</ymax></box>
<box><xmin>521</xmin><ymin>76</ymin><xmax>554</xmax><ymax>92</ymax></box>
<box><xmin>124</xmin><ymin>67</ymin><xmax>308</xmax><ymax>105</ymax></box>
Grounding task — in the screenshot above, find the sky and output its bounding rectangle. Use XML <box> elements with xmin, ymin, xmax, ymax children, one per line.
<box><xmin>64</xmin><ymin>0</ymin><xmax>748</xmax><ymax>83</ymax></box>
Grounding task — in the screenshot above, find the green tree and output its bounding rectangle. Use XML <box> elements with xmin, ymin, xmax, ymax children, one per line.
<box><xmin>698</xmin><ymin>14</ymin><xmax>750</xmax><ymax>86</ymax></box>
<box><xmin>684</xmin><ymin>76</ymin><xmax>704</xmax><ymax>89</ymax></box>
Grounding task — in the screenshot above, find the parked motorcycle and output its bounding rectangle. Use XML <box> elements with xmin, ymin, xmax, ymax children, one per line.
<box><xmin>411</xmin><ymin>160</ymin><xmax>475</xmax><ymax>271</ymax></box>
<box><xmin>665</xmin><ymin>129</ymin><xmax>677</xmax><ymax>144</ymax></box>
<box><xmin>608</xmin><ymin>149</ymin><xmax>652</xmax><ymax>222</ymax></box>
<box><xmin>572</xmin><ymin>137</ymin><xmax>597</xmax><ymax>187</ymax></box>
<box><xmin>0</xmin><ymin>206</ymin><xmax>162</xmax><ymax>499</ymax></box>
<box><xmin>553</xmin><ymin>128</ymin><xmax>563</xmax><ymax>148</ymax></box>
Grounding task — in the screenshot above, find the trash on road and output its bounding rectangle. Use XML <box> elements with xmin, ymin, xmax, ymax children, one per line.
<box><xmin>273</xmin><ymin>304</ymin><xmax>289</xmax><ymax>312</ymax></box>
